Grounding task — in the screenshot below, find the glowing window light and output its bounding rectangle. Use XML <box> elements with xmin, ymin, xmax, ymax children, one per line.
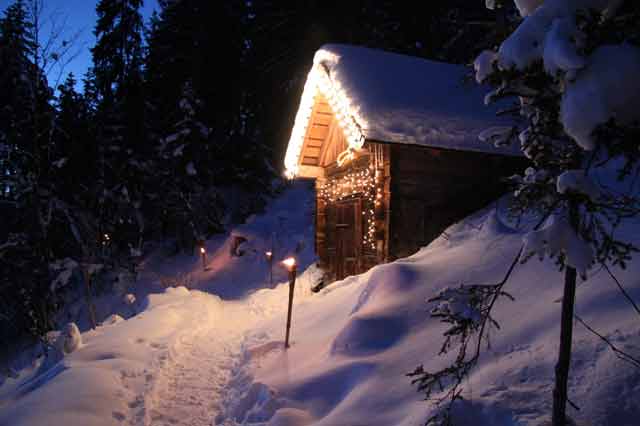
<box><xmin>284</xmin><ymin>49</ymin><xmax>367</xmax><ymax>178</ymax></box>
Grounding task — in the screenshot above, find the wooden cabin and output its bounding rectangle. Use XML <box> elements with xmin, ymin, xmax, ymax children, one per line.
<box><xmin>284</xmin><ymin>45</ymin><xmax>525</xmax><ymax>282</ymax></box>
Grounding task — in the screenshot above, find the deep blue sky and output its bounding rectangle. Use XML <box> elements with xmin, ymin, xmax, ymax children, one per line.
<box><xmin>0</xmin><ymin>0</ymin><xmax>159</xmax><ymax>90</ymax></box>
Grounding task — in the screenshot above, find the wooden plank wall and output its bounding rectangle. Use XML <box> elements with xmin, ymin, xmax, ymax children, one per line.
<box><xmin>388</xmin><ymin>145</ymin><xmax>527</xmax><ymax>260</ymax></box>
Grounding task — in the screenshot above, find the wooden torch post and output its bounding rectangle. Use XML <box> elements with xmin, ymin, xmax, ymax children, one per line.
<box><xmin>82</xmin><ymin>265</ymin><xmax>97</xmax><ymax>330</ymax></box>
<box><xmin>265</xmin><ymin>251</ymin><xmax>273</xmax><ymax>286</ymax></box>
<box><xmin>200</xmin><ymin>246</ymin><xmax>206</xmax><ymax>271</ymax></box>
<box><xmin>283</xmin><ymin>257</ymin><xmax>297</xmax><ymax>349</ymax></box>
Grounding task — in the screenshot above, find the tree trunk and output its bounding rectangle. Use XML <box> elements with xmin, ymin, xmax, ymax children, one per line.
<box><xmin>83</xmin><ymin>268</ymin><xmax>97</xmax><ymax>330</ymax></box>
<box><xmin>552</xmin><ymin>201</ymin><xmax>579</xmax><ymax>426</ymax></box>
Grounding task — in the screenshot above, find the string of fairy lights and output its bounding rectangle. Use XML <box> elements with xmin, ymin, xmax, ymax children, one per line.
<box><xmin>319</xmin><ymin>167</ymin><xmax>383</xmax><ymax>251</ymax></box>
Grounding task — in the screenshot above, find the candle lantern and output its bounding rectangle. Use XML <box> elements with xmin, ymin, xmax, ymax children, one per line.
<box><xmin>282</xmin><ymin>257</ymin><xmax>297</xmax><ymax>349</ymax></box>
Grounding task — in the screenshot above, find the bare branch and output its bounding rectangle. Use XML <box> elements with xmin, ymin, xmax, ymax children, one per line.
<box><xmin>27</xmin><ymin>0</ymin><xmax>86</xmax><ymax>88</ymax></box>
<box><xmin>603</xmin><ymin>263</ymin><xmax>640</xmax><ymax>318</ymax></box>
<box><xmin>574</xmin><ymin>314</ymin><xmax>640</xmax><ymax>369</ymax></box>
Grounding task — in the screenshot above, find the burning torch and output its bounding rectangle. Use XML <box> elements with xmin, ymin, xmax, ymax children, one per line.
<box><xmin>200</xmin><ymin>246</ymin><xmax>206</xmax><ymax>271</ymax></box>
<box><xmin>282</xmin><ymin>257</ymin><xmax>297</xmax><ymax>349</ymax></box>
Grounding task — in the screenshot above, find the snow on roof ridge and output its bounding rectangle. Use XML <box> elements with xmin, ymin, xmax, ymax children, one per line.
<box><xmin>284</xmin><ymin>44</ymin><xmax>519</xmax><ymax>177</ymax></box>
<box><xmin>284</xmin><ymin>46</ymin><xmax>367</xmax><ymax>178</ymax></box>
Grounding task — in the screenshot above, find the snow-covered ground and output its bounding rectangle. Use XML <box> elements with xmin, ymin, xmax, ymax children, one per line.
<box><xmin>1</xmin><ymin>180</ymin><xmax>639</xmax><ymax>426</ymax></box>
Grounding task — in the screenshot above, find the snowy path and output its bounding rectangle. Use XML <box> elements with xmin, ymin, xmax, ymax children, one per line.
<box><xmin>123</xmin><ymin>294</ymin><xmax>261</xmax><ymax>426</ymax></box>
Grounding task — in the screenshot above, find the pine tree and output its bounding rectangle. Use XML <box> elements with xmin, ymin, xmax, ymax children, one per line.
<box><xmin>90</xmin><ymin>0</ymin><xmax>146</xmax><ymax>259</ymax></box>
<box><xmin>0</xmin><ymin>0</ymin><xmax>57</xmax><ymax>341</ymax></box>
<box><xmin>155</xmin><ymin>80</ymin><xmax>224</xmax><ymax>249</ymax></box>
<box><xmin>53</xmin><ymin>73</ymin><xmax>97</xmax><ymax>202</ymax></box>
<box><xmin>0</xmin><ymin>0</ymin><xmax>36</xmax><ymax>156</ymax></box>
<box><xmin>144</xmin><ymin>0</ymin><xmax>275</xmax><ymax>245</ymax></box>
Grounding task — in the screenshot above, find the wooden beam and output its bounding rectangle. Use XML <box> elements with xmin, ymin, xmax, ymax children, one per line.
<box><xmin>313</xmin><ymin>113</ymin><xmax>332</xmax><ymax>126</ymax></box>
<box><xmin>297</xmin><ymin>164</ymin><xmax>325</xmax><ymax>178</ymax></box>
<box><xmin>308</xmin><ymin>124</ymin><xmax>330</xmax><ymax>140</ymax></box>
<box><xmin>303</xmin><ymin>146</ymin><xmax>322</xmax><ymax>157</ymax></box>
<box><xmin>306</xmin><ymin>137</ymin><xmax>324</xmax><ymax>148</ymax></box>
<box><xmin>302</xmin><ymin>156</ymin><xmax>319</xmax><ymax>166</ymax></box>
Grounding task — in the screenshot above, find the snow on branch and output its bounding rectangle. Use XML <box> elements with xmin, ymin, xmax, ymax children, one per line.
<box><xmin>477</xmin><ymin>0</ymin><xmax>640</xmax><ymax>152</ymax></box>
<box><xmin>556</xmin><ymin>170</ymin><xmax>601</xmax><ymax>201</ymax></box>
<box><xmin>523</xmin><ymin>215</ymin><xmax>594</xmax><ymax>276</ymax></box>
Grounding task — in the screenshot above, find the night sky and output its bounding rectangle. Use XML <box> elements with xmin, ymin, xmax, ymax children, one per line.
<box><xmin>0</xmin><ymin>0</ymin><xmax>159</xmax><ymax>90</ymax></box>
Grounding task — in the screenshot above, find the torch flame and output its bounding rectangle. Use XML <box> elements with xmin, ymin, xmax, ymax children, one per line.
<box><xmin>200</xmin><ymin>247</ymin><xmax>205</xmax><ymax>254</ymax></box>
<box><xmin>282</xmin><ymin>257</ymin><xmax>296</xmax><ymax>270</ymax></box>
<box><xmin>266</xmin><ymin>251</ymin><xmax>272</xmax><ymax>257</ymax></box>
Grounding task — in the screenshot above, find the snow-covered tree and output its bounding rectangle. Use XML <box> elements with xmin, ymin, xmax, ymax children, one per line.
<box><xmin>0</xmin><ymin>0</ymin><xmax>58</xmax><ymax>341</ymax></box>
<box><xmin>0</xmin><ymin>0</ymin><xmax>38</xmax><ymax>158</ymax></box>
<box><xmin>412</xmin><ymin>1</ymin><xmax>640</xmax><ymax>425</ymax></box>
<box><xmin>90</xmin><ymin>0</ymin><xmax>147</xmax><ymax>258</ymax></box>
<box><xmin>0</xmin><ymin>1</ymin><xmax>95</xmax><ymax>344</ymax></box>
<box><xmin>155</xmin><ymin>80</ymin><xmax>224</xmax><ymax>250</ymax></box>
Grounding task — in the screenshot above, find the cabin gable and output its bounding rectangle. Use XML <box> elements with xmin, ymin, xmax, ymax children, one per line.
<box><xmin>297</xmin><ymin>93</ymin><xmax>350</xmax><ymax>175</ymax></box>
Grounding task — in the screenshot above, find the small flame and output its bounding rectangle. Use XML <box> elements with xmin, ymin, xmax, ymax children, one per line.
<box><xmin>282</xmin><ymin>257</ymin><xmax>296</xmax><ymax>270</ymax></box>
<box><xmin>265</xmin><ymin>251</ymin><xmax>272</xmax><ymax>258</ymax></box>
<box><xmin>200</xmin><ymin>247</ymin><xmax>205</xmax><ymax>254</ymax></box>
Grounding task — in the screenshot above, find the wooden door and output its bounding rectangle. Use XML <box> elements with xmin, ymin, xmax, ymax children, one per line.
<box><xmin>335</xmin><ymin>199</ymin><xmax>360</xmax><ymax>280</ymax></box>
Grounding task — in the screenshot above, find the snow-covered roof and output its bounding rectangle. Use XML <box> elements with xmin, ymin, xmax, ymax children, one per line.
<box><xmin>284</xmin><ymin>44</ymin><xmax>519</xmax><ymax>177</ymax></box>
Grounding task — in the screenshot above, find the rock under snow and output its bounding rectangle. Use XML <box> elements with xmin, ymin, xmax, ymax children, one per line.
<box><xmin>123</xmin><ymin>293</ymin><xmax>136</xmax><ymax>305</ymax></box>
<box><xmin>101</xmin><ymin>314</ymin><xmax>125</xmax><ymax>326</ymax></box>
<box><xmin>53</xmin><ymin>323</ymin><xmax>82</xmax><ymax>355</ymax></box>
